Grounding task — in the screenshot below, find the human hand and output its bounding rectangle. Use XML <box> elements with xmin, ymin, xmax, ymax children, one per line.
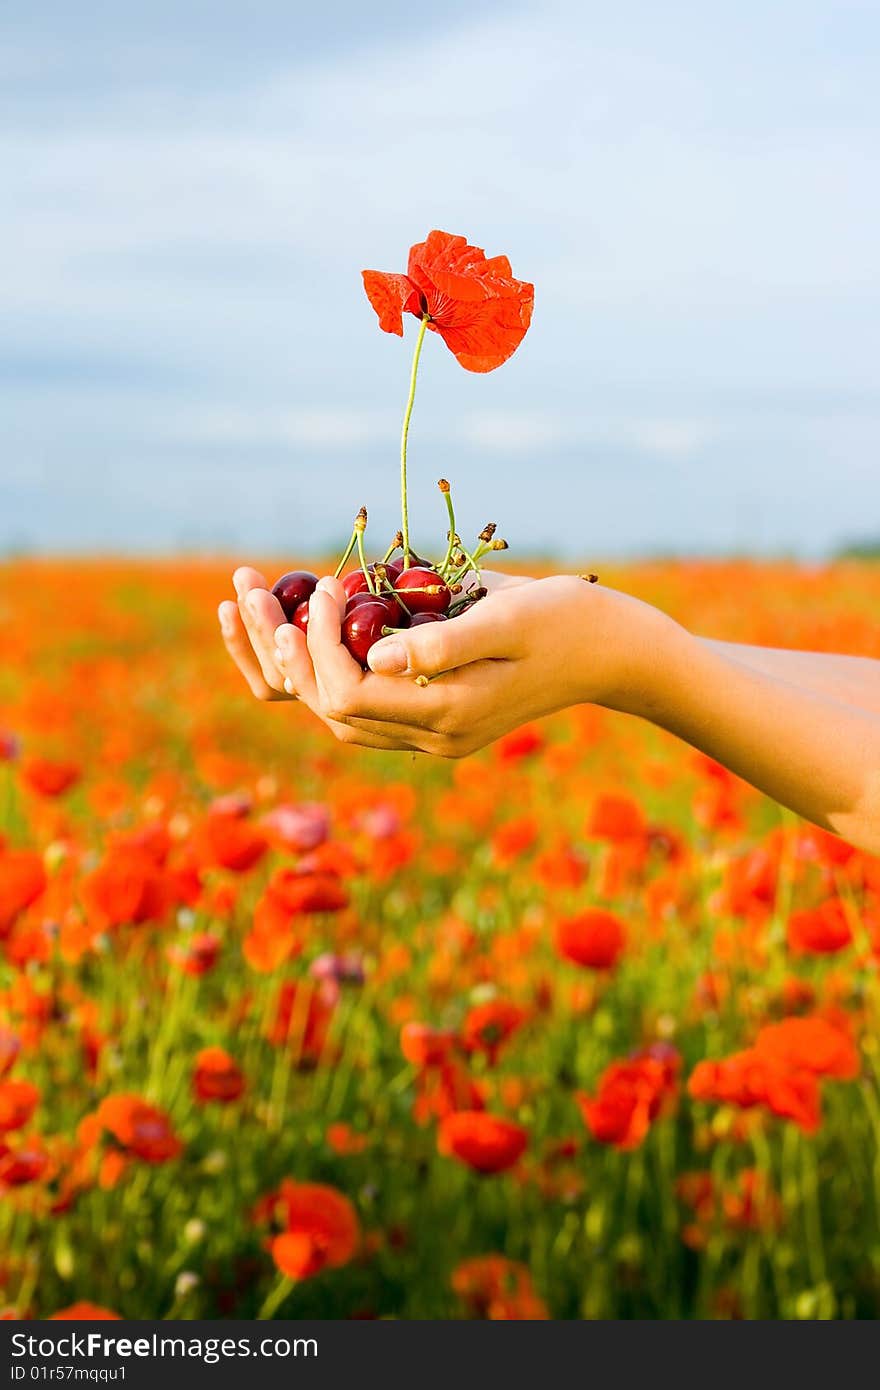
<box><xmin>273</xmin><ymin>573</ymin><xmax>680</xmax><ymax>757</ymax></box>
<box><xmin>217</xmin><ymin>566</ymin><xmax>406</xmax><ymax>748</ymax></box>
<box><xmin>217</xmin><ymin>565</ymin><xmax>533</xmax><ymax>749</ymax></box>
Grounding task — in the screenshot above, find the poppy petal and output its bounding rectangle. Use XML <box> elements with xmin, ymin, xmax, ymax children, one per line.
<box><xmin>361</xmin><ymin>271</ymin><xmax>421</xmax><ymax>336</ymax></box>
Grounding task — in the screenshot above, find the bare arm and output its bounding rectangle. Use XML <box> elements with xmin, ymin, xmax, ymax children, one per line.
<box><xmin>638</xmin><ymin>629</ymin><xmax>880</xmax><ymax>851</ymax></box>
<box><xmin>702</xmin><ymin>640</ymin><xmax>880</xmax><ymax>716</ymax></box>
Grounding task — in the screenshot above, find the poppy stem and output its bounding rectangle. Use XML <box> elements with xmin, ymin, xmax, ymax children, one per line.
<box><xmin>400</xmin><ymin>314</ymin><xmax>430</xmax><ymax>569</ymax></box>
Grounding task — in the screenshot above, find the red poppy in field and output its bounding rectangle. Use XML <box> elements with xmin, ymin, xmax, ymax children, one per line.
<box><xmin>0</xmin><ymin>1079</ymin><xmax>40</xmax><ymax>1133</ymax></box>
<box><xmin>193</xmin><ymin>1047</ymin><xmax>245</xmax><ymax>1102</ymax></box>
<box><xmin>0</xmin><ymin>849</ymin><xmax>46</xmax><ymax>934</ymax></box>
<box><xmin>576</xmin><ymin>1054</ymin><xmax>676</xmax><ymax>1150</ymax></box>
<box><xmin>688</xmin><ymin>1050</ymin><xmax>822</xmax><ymax>1132</ymax></box>
<box><xmin>267</xmin><ymin>981</ymin><xmax>334</xmax><ymax>1062</ymax></box>
<box><xmin>49</xmin><ymin>1303</ymin><xmax>120</xmax><ymax>1320</ymax></box>
<box><xmin>80</xmin><ymin>847</ymin><xmax>170</xmax><ymax>930</ymax></box>
<box><xmin>81</xmin><ymin>1093</ymin><xmax>182</xmax><ymax>1163</ymax></box>
<box><xmin>265</xmin><ymin>1180</ymin><xmax>360</xmax><ymax>1280</ymax></box>
<box><xmin>438</xmin><ymin>1111</ymin><xmax>527</xmax><ymax>1174</ymax></box>
<box><xmin>400</xmin><ymin>1022</ymin><xmax>459</xmax><ymax>1067</ymax></box>
<box><xmin>19</xmin><ymin>757</ymin><xmax>80</xmax><ymax>798</ymax></box>
<box><xmin>192</xmin><ymin>813</ymin><xmax>267</xmax><ymax>873</ymax></box>
<box><xmin>754</xmin><ymin>1015</ymin><xmax>859</xmax><ymax>1079</ymax></box>
<box><xmin>362</xmin><ymin>230</ymin><xmax>534</xmax><ymax>373</ymax></box>
<box><xmin>461</xmin><ymin>1000</ymin><xmax>528</xmax><ymax>1065</ymax></box>
<box><xmin>325</xmin><ymin>1122</ymin><xmax>369</xmax><ymax>1156</ymax></box>
<box><xmin>555</xmin><ymin>908</ymin><xmax>626</xmax><ymax>971</ymax></box>
<box><xmin>787</xmin><ymin>898</ymin><xmax>853</xmax><ymax>956</ymax></box>
<box><xmin>587</xmin><ymin>793</ymin><xmax>647</xmax><ymax>842</ymax></box>
<box><xmin>265</xmin><ymin>865</ymin><xmax>350</xmax><ymax>916</ymax></box>
<box><xmin>534</xmin><ymin>840</ymin><xmax>589</xmax><ymax>892</ymax></box>
<box><xmin>452</xmin><ymin>1255</ymin><xmax>549</xmax><ymax>1320</ymax></box>
<box><xmin>491</xmin><ymin>816</ymin><xmax>539</xmax><ymax>867</ymax></box>
<box><xmin>0</xmin><ymin>1136</ymin><xmax>50</xmax><ymax>1187</ymax></box>
<box><xmin>495</xmin><ymin>725</ymin><xmax>545</xmax><ymax>764</ymax></box>
<box><xmin>413</xmin><ymin>1060</ymin><xmax>485</xmax><ymax>1125</ymax></box>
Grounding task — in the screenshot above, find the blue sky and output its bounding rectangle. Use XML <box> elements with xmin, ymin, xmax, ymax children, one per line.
<box><xmin>3</xmin><ymin>0</ymin><xmax>879</xmax><ymax>558</ymax></box>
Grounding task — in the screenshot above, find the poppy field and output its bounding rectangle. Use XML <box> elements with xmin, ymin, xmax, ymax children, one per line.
<box><xmin>2</xmin><ymin>555</ymin><xmax>880</xmax><ymax>1321</ymax></box>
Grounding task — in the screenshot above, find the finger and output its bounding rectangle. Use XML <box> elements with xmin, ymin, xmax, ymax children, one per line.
<box><xmin>233</xmin><ymin>565</ymin><xmax>269</xmax><ymax>598</ymax></box>
<box><xmin>273</xmin><ymin>622</ymin><xmax>320</xmax><ymax>704</ymax></box>
<box><xmin>218</xmin><ymin>601</ymin><xmax>285</xmax><ymax>701</ymax></box>
<box><xmin>240</xmin><ymin>587</ymin><xmax>289</xmax><ymax>692</ymax></box>
<box><xmin>306</xmin><ymin>579</ymin><xmax>365</xmax><ymax>717</ymax></box>
<box><xmin>367</xmin><ymin>597</ymin><xmax>515</xmax><ymax>678</ymax></box>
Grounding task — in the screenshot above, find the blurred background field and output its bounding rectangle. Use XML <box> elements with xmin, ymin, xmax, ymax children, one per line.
<box><xmin>2</xmin><ymin>556</ymin><xmax>880</xmax><ymax>1320</ymax></box>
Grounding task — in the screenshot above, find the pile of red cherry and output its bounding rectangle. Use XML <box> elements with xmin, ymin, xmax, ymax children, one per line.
<box><xmin>270</xmin><ymin>493</ymin><xmax>508</xmax><ymax>667</ymax></box>
<box><xmin>271</xmin><ymin>555</ymin><xmax>465</xmax><ymax>666</ymax></box>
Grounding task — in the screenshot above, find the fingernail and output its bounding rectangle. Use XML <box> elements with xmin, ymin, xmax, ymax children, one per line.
<box><xmin>316</xmin><ymin>577</ymin><xmax>336</xmax><ymax>595</ymax></box>
<box><xmin>367</xmin><ymin>638</ymin><xmax>407</xmax><ymax>674</ymax></box>
<box><xmin>273</xmin><ymin>647</ymin><xmax>284</xmax><ymax>667</ymax></box>
<box><xmin>283</xmin><ymin>677</ymin><xmax>294</xmax><ymax>695</ymax></box>
<box><xmin>246</xmin><ymin>591</ymin><xmax>260</xmax><ymax>613</ymax></box>
<box><xmin>218</xmin><ymin>604</ymin><xmax>234</xmax><ymax>636</ymax></box>
<box><xmin>232</xmin><ymin>572</ymin><xmax>247</xmax><ymax>598</ymax></box>
<box><xmin>274</xmin><ymin>624</ymin><xmax>290</xmax><ymax>647</ymax></box>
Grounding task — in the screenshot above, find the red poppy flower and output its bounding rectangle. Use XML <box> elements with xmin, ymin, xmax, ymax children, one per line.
<box><xmin>452</xmin><ymin>1255</ymin><xmax>549</xmax><ymax>1320</ymax></box>
<box><xmin>83</xmin><ymin>1093</ymin><xmax>182</xmax><ymax>1163</ymax></box>
<box><xmin>49</xmin><ymin>1303</ymin><xmax>121</xmax><ymax>1320</ymax></box>
<box><xmin>193</xmin><ymin>1046</ymin><xmax>245</xmax><ymax>1102</ymax></box>
<box><xmin>461</xmin><ymin>1000</ymin><xmax>528</xmax><ymax>1065</ymax></box>
<box><xmin>266</xmin><ymin>1180</ymin><xmax>360</xmax><ymax>1280</ymax></box>
<box><xmin>0</xmin><ymin>1079</ymin><xmax>40</xmax><ymax>1134</ymax></box>
<box><xmin>362</xmin><ymin>231</ymin><xmax>534</xmax><ymax>373</ymax></box>
<box><xmin>438</xmin><ymin>1111</ymin><xmax>527</xmax><ymax>1174</ymax></box>
<box><xmin>576</xmin><ymin>1055</ymin><xmax>676</xmax><ymax>1151</ymax></box>
<box><xmin>555</xmin><ymin>908</ymin><xmax>626</xmax><ymax>971</ymax></box>
<box><xmin>754</xmin><ymin>1015</ymin><xmax>859</xmax><ymax>1079</ymax></box>
<box><xmin>19</xmin><ymin>757</ymin><xmax>80</xmax><ymax>798</ymax></box>
<box><xmin>0</xmin><ymin>1136</ymin><xmax>50</xmax><ymax>1187</ymax></box>
<box><xmin>0</xmin><ymin>850</ymin><xmax>46</xmax><ymax>934</ymax></box>
<box><xmin>400</xmin><ymin>1022</ymin><xmax>459</xmax><ymax>1067</ymax></box>
<box><xmin>587</xmin><ymin>793</ymin><xmax>647</xmax><ymax>842</ymax></box>
<box><xmin>787</xmin><ymin>898</ymin><xmax>853</xmax><ymax>956</ymax></box>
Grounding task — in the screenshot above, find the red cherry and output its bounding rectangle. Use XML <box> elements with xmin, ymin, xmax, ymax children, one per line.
<box><xmin>271</xmin><ymin>570</ymin><xmax>318</xmax><ymax>621</ymax></box>
<box><xmin>395</xmin><ymin>567</ymin><xmax>451</xmax><ymax>615</ymax></box>
<box><xmin>342</xmin><ymin>570</ymin><xmax>370</xmax><ymax>600</ymax></box>
<box><xmin>342</xmin><ymin>598</ymin><xmax>400</xmax><ymax>667</ymax></box>
<box><xmin>292</xmin><ymin>599</ymin><xmax>311</xmax><ymax>635</ymax></box>
<box><xmin>409</xmin><ymin>612</ymin><xmax>448</xmax><ymax>626</ymax></box>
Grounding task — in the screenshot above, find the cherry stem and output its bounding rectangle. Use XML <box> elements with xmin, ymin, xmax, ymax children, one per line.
<box><xmin>448</xmin><ymin>542</ymin><xmax>482</xmax><ymax>589</ymax></box>
<box><xmin>376</xmin><ymin>571</ymin><xmax>412</xmax><ymax>617</ymax></box>
<box><xmin>334</xmin><ymin>527</ymin><xmax>358</xmax><ymax>580</ymax></box>
<box><xmin>400</xmin><ymin>314</ymin><xmax>430</xmax><ymax>570</ymax></box>
<box><xmin>439</xmin><ymin>487</ymin><xmax>457</xmax><ymax>578</ymax></box>
<box><xmin>356</xmin><ymin>522</ymin><xmax>377</xmax><ymax>595</ymax></box>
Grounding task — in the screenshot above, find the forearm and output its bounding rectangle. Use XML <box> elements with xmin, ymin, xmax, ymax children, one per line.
<box><xmin>702</xmin><ymin>639</ymin><xmax>880</xmax><ymax>715</ymax></box>
<box><xmin>616</xmin><ymin>620</ymin><xmax>880</xmax><ymax>852</ymax></box>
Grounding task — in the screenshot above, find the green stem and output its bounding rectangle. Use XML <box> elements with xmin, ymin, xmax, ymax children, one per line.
<box><xmin>356</xmin><ymin>523</ymin><xmax>377</xmax><ymax>595</ymax></box>
<box><xmin>439</xmin><ymin>487</ymin><xmax>457</xmax><ymax>578</ymax></box>
<box><xmin>400</xmin><ymin>314</ymin><xmax>430</xmax><ymax>568</ymax></box>
<box><xmin>257</xmin><ymin>1274</ymin><xmax>295</xmax><ymax>1321</ymax></box>
<box><xmin>334</xmin><ymin>527</ymin><xmax>358</xmax><ymax>579</ymax></box>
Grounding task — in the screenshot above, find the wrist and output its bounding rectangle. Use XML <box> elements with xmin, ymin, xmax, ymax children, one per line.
<box><xmin>570</xmin><ymin>582</ymin><xmax>692</xmax><ymax>717</ymax></box>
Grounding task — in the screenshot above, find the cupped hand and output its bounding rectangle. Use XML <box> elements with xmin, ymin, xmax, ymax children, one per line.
<box><xmin>217</xmin><ymin>566</ymin><xmax>403</xmax><ymax>748</ymax></box>
<box><xmin>271</xmin><ymin>573</ymin><xmax>676</xmax><ymax>757</ymax></box>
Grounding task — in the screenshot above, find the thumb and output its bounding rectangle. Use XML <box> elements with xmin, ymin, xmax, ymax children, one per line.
<box><xmin>367</xmin><ymin>599</ymin><xmax>510</xmax><ymax>678</ymax></box>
